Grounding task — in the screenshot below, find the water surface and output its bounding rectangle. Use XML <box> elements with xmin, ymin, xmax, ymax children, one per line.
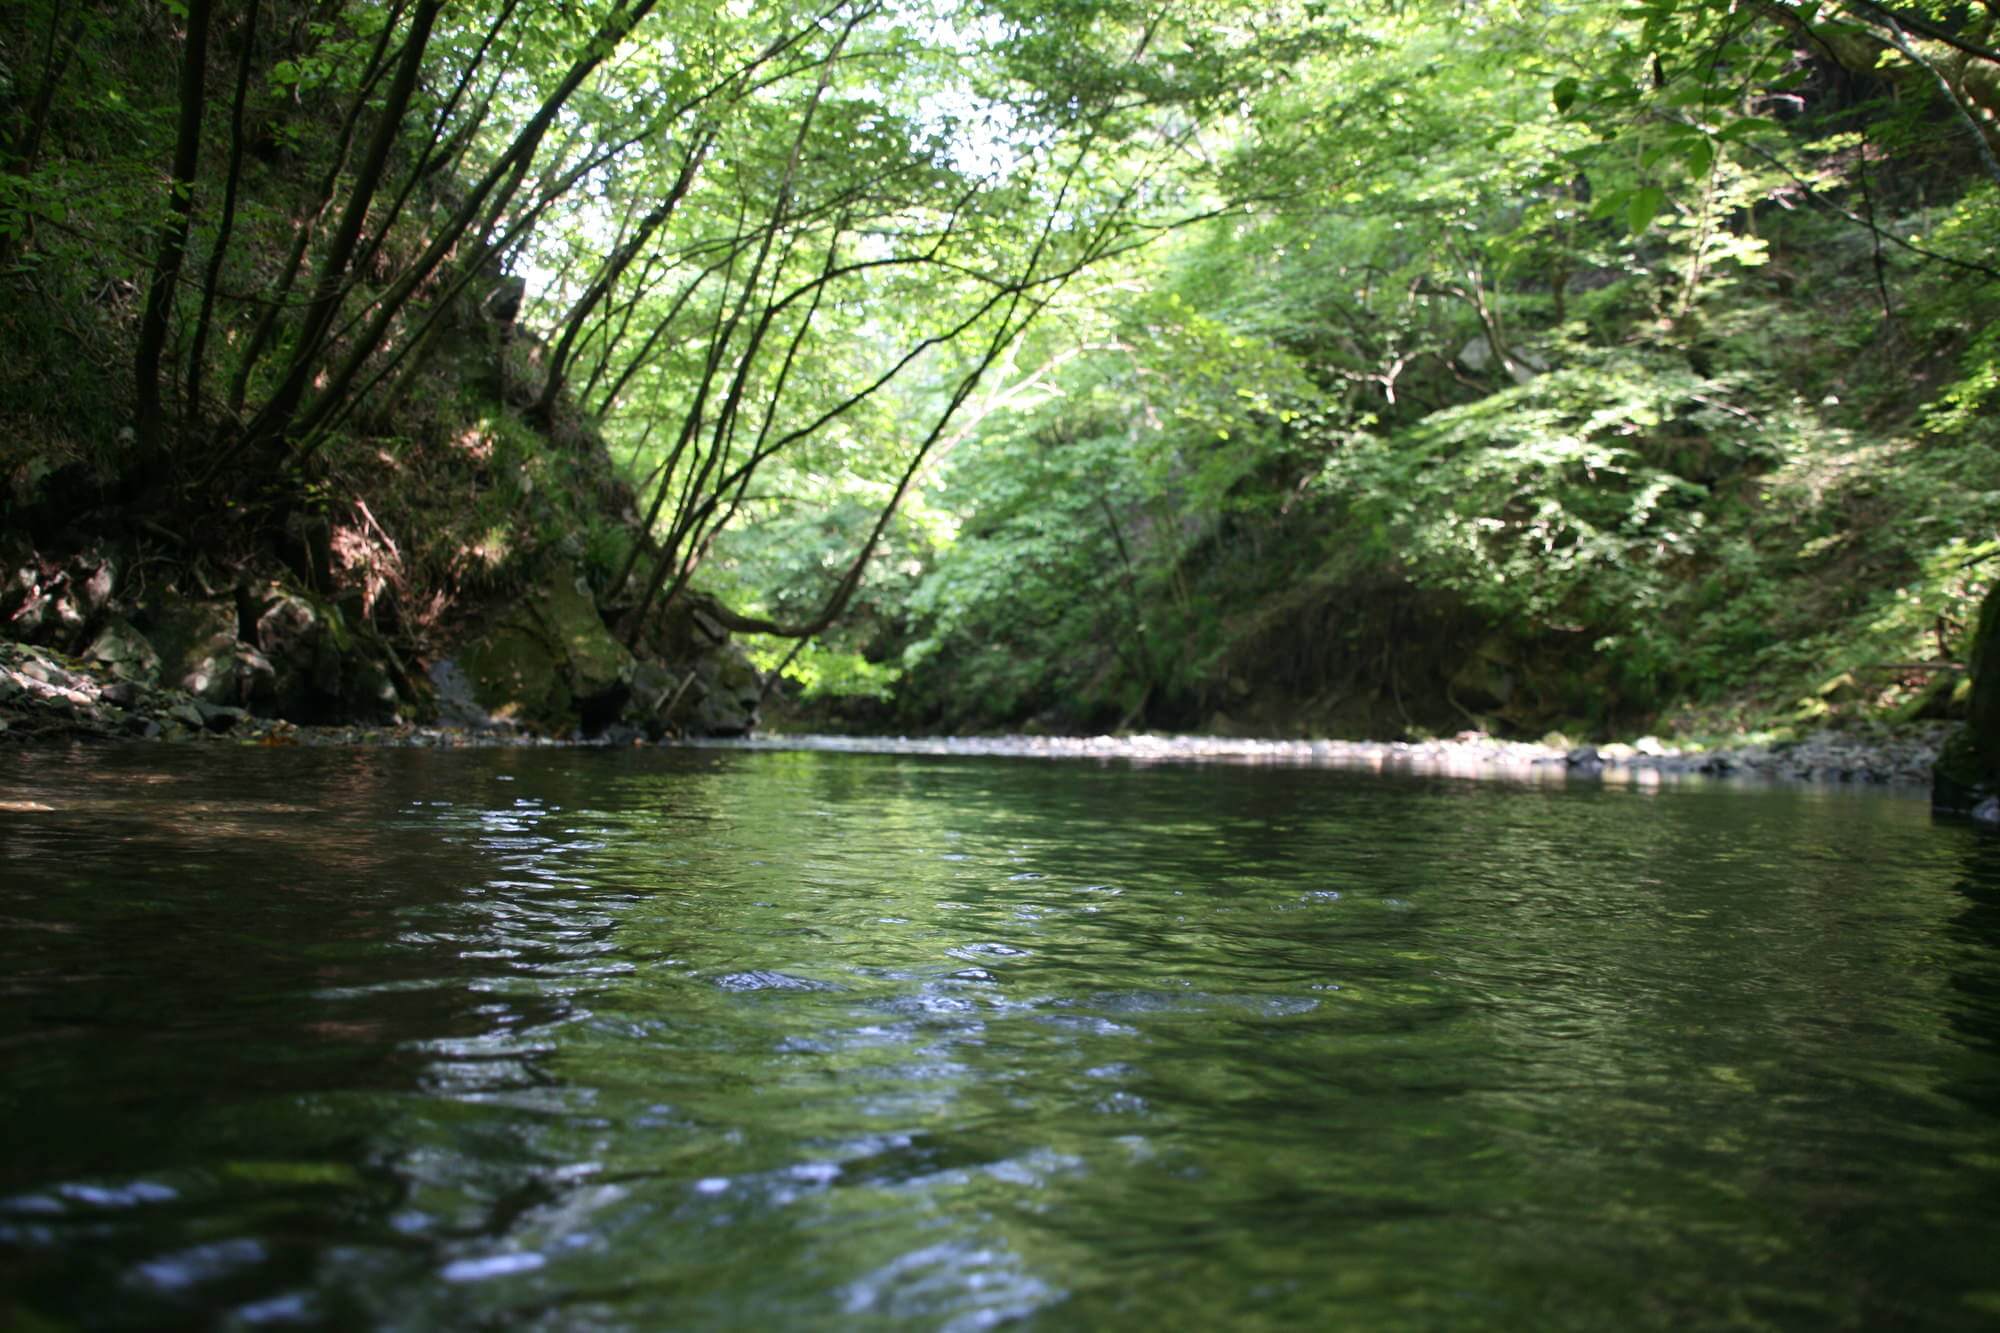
<box><xmin>2</xmin><ymin>745</ymin><xmax>1998</xmax><ymax>1329</ymax></box>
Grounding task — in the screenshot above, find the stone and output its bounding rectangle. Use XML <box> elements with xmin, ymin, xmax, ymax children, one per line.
<box><xmin>458</xmin><ymin>561</ymin><xmax>632</xmax><ymax>734</ymax></box>
<box><xmin>77</xmin><ymin>559</ymin><xmax>114</xmax><ymax>614</ymax></box>
<box><xmin>429</xmin><ymin>657</ymin><xmax>501</xmax><ymax>729</ymax></box>
<box><xmin>193</xmin><ymin>701</ymin><xmax>249</xmax><ymax>733</ymax></box>
<box><xmin>85</xmin><ymin>618</ymin><xmax>161</xmax><ymax>685</ymax></box>
<box><xmin>461</xmin><ymin>622</ymin><xmax>572</xmax><ymax>729</ymax></box>
<box><xmin>257</xmin><ymin>593</ymin><xmax>340</xmax><ymax>691</ymax></box>
<box><xmin>0</xmin><ymin>563</ymin><xmax>37</xmax><ymax>621</ymax></box>
<box><xmin>7</xmin><ymin>590</ymin><xmax>51</xmax><ymax>641</ymax></box>
<box><xmin>625</xmin><ymin>661</ymin><xmax>685</xmax><ymax>738</ymax></box>
<box><xmin>51</xmin><ymin>593</ymin><xmax>86</xmax><ymax>641</ymax></box>
<box><xmin>149</xmin><ymin>600</ymin><xmax>249</xmax><ymax>703</ymax></box>
<box><xmin>541</xmin><ymin>566</ymin><xmax>632</xmax><ymax>702</ymax></box>
<box><xmin>687</xmin><ymin>641</ymin><xmax>762</xmax><ymax>737</ymax></box>
<box><xmin>250</xmin><ymin>589</ymin><xmax>397</xmax><ymax>723</ymax></box>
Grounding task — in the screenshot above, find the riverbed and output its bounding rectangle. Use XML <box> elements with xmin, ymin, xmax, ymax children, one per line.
<box><xmin>3</xmin><ymin>743</ymin><xmax>1997</xmax><ymax>1329</ymax></box>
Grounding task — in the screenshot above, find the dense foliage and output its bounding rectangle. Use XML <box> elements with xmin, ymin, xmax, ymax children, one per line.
<box><xmin>1</xmin><ymin>0</ymin><xmax>1995</xmax><ymax>739</ymax></box>
<box><xmin>725</xmin><ymin>0</ymin><xmax>2000</xmax><ymax>737</ymax></box>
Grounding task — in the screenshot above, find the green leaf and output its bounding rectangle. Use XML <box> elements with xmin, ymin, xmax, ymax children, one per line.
<box><xmin>1626</xmin><ymin>185</ymin><xmax>1668</xmax><ymax>234</ymax></box>
<box><xmin>1552</xmin><ymin>76</ymin><xmax>1580</xmax><ymax>114</ymax></box>
<box><xmin>1718</xmin><ymin>116</ymin><xmax>1781</xmax><ymax>141</ymax></box>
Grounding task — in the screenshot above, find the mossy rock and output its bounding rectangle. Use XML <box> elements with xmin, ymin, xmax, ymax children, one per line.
<box><xmin>460</xmin><ymin>622</ymin><xmax>572</xmax><ymax>727</ymax></box>
<box><xmin>531</xmin><ymin>562</ymin><xmax>630</xmax><ymax>703</ymax></box>
<box><xmin>146</xmin><ymin>599</ymin><xmax>274</xmax><ymax>706</ymax></box>
<box><xmin>458</xmin><ymin>560</ymin><xmax>630</xmax><ymax>733</ymax></box>
<box><xmin>84</xmin><ymin>617</ymin><xmax>161</xmax><ymax>684</ymax></box>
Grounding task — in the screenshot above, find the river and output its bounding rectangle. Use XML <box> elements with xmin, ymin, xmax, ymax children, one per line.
<box><xmin>3</xmin><ymin>742</ymin><xmax>1998</xmax><ymax>1329</ymax></box>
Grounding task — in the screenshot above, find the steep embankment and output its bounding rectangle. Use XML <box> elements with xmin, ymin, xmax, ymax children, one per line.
<box><xmin>2</xmin><ymin>285</ymin><xmax>765</xmax><ymax>744</ymax></box>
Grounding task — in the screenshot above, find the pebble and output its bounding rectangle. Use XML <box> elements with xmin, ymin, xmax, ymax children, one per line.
<box><xmin>689</xmin><ymin>726</ymin><xmax>1961</xmax><ymax>790</ymax></box>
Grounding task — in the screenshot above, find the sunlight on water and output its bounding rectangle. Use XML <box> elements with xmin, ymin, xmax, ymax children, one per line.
<box><xmin>2</xmin><ymin>744</ymin><xmax>1998</xmax><ymax>1329</ymax></box>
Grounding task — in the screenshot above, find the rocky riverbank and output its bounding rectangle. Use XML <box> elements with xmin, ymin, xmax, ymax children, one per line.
<box><xmin>6</xmin><ymin>630</ymin><xmax>1991</xmax><ymax>821</ymax></box>
<box><xmin>695</xmin><ymin>726</ymin><xmax>1961</xmax><ymax>791</ymax></box>
<box><xmin>1</xmin><ymin>545</ymin><xmax>766</xmax><ymax>746</ymax></box>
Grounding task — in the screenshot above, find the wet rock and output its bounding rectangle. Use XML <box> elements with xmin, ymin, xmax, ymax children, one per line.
<box><xmin>1565</xmin><ymin>745</ymin><xmax>1601</xmax><ymax>769</ymax></box>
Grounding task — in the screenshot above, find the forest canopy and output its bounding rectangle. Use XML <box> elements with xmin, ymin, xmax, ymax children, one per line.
<box><xmin>1</xmin><ymin>0</ymin><xmax>1996</xmax><ymax>740</ymax></box>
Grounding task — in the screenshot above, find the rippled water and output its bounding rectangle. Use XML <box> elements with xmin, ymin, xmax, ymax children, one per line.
<box><xmin>3</xmin><ymin>744</ymin><xmax>1999</xmax><ymax>1330</ymax></box>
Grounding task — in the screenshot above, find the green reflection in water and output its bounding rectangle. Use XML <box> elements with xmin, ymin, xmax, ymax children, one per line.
<box><xmin>1</xmin><ymin>745</ymin><xmax>1997</xmax><ymax>1330</ymax></box>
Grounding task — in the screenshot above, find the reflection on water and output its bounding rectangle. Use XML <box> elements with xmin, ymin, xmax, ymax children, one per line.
<box><xmin>2</xmin><ymin>745</ymin><xmax>1999</xmax><ymax>1330</ymax></box>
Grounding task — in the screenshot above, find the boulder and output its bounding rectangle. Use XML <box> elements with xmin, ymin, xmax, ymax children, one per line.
<box><xmin>1934</xmin><ymin>582</ymin><xmax>2000</xmax><ymax>822</ymax></box>
<box><xmin>84</xmin><ymin>617</ymin><xmax>160</xmax><ymax>684</ymax></box>
<box><xmin>684</xmin><ymin>641</ymin><xmax>762</xmax><ymax>737</ymax></box>
<box><xmin>624</xmin><ymin>660</ymin><xmax>685</xmax><ymax>739</ymax></box>
<box><xmin>458</xmin><ymin>561</ymin><xmax>632</xmax><ymax>734</ymax></box>
<box><xmin>460</xmin><ymin>622</ymin><xmax>571</xmax><ymax>728</ymax></box>
<box><xmin>251</xmin><ymin>589</ymin><xmax>398</xmax><ymax>724</ymax></box>
<box><xmin>147</xmin><ymin>600</ymin><xmax>275</xmax><ymax>706</ymax></box>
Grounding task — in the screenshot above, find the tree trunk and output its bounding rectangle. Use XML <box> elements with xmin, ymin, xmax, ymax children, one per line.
<box><xmin>247</xmin><ymin>0</ymin><xmax>444</xmax><ymax>442</ymax></box>
<box><xmin>133</xmin><ymin>0</ymin><xmax>212</xmax><ymax>458</ymax></box>
<box><xmin>184</xmin><ymin>0</ymin><xmax>260</xmax><ymax>422</ymax></box>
